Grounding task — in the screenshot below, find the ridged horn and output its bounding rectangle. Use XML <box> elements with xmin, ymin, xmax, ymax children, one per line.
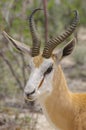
<box><xmin>29</xmin><ymin>8</ymin><xmax>42</xmax><ymax>57</ymax></box>
<box><xmin>42</xmin><ymin>10</ymin><xmax>79</xmax><ymax>58</ymax></box>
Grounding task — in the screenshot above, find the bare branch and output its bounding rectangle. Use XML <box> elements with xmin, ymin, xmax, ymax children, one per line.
<box><xmin>1</xmin><ymin>0</ymin><xmax>15</xmax><ymax>27</ymax></box>
<box><xmin>7</xmin><ymin>45</ymin><xmax>21</xmax><ymax>67</ymax></box>
<box><xmin>0</xmin><ymin>51</ymin><xmax>24</xmax><ymax>90</ymax></box>
<box><xmin>43</xmin><ymin>0</ymin><xmax>48</xmax><ymax>43</ymax></box>
<box><xmin>20</xmin><ymin>53</ymin><xmax>27</xmax><ymax>86</ymax></box>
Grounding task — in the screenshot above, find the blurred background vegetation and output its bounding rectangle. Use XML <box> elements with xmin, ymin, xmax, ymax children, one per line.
<box><xmin>0</xmin><ymin>0</ymin><xmax>86</xmax><ymax>130</ymax></box>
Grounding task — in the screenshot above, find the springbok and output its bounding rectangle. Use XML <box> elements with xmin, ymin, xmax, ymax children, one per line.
<box><xmin>3</xmin><ymin>9</ymin><xmax>86</xmax><ymax>130</ymax></box>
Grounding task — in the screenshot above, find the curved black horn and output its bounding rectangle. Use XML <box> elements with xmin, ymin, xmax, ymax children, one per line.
<box><xmin>42</xmin><ymin>10</ymin><xmax>79</xmax><ymax>58</ymax></box>
<box><xmin>29</xmin><ymin>8</ymin><xmax>42</xmax><ymax>57</ymax></box>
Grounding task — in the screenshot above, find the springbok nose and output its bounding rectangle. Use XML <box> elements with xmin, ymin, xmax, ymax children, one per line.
<box><xmin>25</xmin><ymin>89</ymin><xmax>35</xmax><ymax>97</ymax></box>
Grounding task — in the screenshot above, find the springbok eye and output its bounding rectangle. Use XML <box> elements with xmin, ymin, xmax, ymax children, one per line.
<box><xmin>44</xmin><ymin>66</ymin><xmax>53</xmax><ymax>76</ymax></box>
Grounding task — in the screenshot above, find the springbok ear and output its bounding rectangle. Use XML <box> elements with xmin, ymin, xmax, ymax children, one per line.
<box><xmin>53</xmin><ymin>38</ymin><xmax>76</xmax><ymax>63</ymax></box>
<box><xmin>2</xmin><ymin>31</ymin><xmax>31</xmax><ymax>55</ymax></box>
<box><xmin>62</xmin><ymin>38</ymin><xmax>76</xmax><ymax>57</ymax></box>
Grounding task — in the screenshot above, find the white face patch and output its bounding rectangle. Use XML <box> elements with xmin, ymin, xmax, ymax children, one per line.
<box><xmin>24</xmin><ymin>57</ymin><xmax>55</xmax><ymax>101</ymax></box>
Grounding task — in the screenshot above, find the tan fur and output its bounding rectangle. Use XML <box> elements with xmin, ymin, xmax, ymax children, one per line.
<box><xmin>33</xmin><ymin>55</ymin><xmax>43</xmax><ymax>67</ymax></box>
<box><xmin>44</xmin><ymin>66</ymin><xmax>86</xmax><ymax>130</ymax></box>
<box><xmin>33</xmin><ymin>56</ymin><xmax>86</xmax><ymax>130</ymax></box>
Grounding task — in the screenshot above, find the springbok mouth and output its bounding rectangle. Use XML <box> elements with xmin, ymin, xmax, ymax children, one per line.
<box><xmin>24</xmin><ymin>77</ymin><xmax>45</xmax><ymax>102</ymax></box>
<box><xmin>24</xmin><ymin>95</ymin><xmax>36</xmax><ymax>102</ymax></box>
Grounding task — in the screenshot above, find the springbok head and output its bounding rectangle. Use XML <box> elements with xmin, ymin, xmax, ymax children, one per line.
<box><xmin>3</xmin><ymin>9</ymin><xmax>79</xmax><ymax>101</ymax></box>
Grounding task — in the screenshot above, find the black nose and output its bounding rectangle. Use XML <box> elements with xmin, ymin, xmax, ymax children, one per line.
<box><xmin>26</xmin><ymin>89</ymin><xmax>35</xmax><ymax>97</ymax></box>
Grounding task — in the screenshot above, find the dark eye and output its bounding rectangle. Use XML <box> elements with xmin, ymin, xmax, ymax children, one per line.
<box><xmin>44</xmin><ymin>66</ymin><xmax>53</xmax><ymax>76</ymax></box>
